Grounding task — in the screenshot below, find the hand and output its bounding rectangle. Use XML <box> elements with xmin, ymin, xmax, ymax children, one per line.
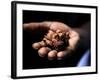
<box><xmin>23</xmin><ymin>21</ymin><xmax>80</xmax><ymax>60</ymax></box>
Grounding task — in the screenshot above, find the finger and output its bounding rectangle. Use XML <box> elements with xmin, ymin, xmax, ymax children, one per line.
<box><xmin>32</xmin><ymin>41</ymin><xmax>46</xmax><ymax>50</ymax></box>
<box><xmin>57</xmin><ymin>47</ymin><xmax>74</xmax><ymax>60</ymax></box>
<box><xmin>32</xmin><ymin>42</ymin><xmax>41</xmax><ymax>50</ymax></box>
<box><xmin>48</xmin><ymin>50</ymin><xmax>57</xmax><ymax>60</ymax></box>
<box><xmin>38</xmin><ymin>47</ymin><xmax>51</xmax><ymax>57</ymax></box>
<box><xmin>23</xmin><ymin>22</ymin><xmax>40</xmax><ymax>30</ymax></box>
<box><xmin>23</xmin><ymin>21</ymin><xmax>52</xmax><ymax>31</ymax></box>
<box><xmin>57</xmin><ymin>51</ymin><xmax>67</xmax><ymax>60</ymax></box>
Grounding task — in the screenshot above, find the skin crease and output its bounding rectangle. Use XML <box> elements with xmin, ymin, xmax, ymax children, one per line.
<box><xmin>23</xmin><ymin>21</ymin><xmax>90</xmax><ymax>60</ymax></box>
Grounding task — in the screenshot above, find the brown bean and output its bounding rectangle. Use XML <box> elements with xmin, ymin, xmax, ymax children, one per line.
<box><xmin>39</xmin><ymin>41</ymin><xmax>46</xmax><ymax>47</ymax></box>
<box><xmin>56</xmin><ymin>29</ymin><xmax>61</xmax><ymax>33</ymax></box>
<box><xmin>47</xmin><ymin>30</ymin><xmax>55</xmax><ymax>39</ymax></box>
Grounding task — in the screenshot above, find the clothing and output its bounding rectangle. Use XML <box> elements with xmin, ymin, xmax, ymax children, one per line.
<box><xmin>77</xmin><ymin>50</ymin><xmax>90</xmax><ymax>66</ymax></box>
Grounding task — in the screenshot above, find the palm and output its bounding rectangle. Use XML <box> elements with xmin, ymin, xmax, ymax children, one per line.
<box><xmin>50</xmin><ymin>22</ymin><xmax>80</xmax><ymax>58</ymax></box>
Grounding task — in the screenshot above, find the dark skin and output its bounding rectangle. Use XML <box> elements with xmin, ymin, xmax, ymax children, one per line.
<box><xmin>23</xmin><ymin>21</ymin><xmax>90</xmax><ymax>60</ymax></box>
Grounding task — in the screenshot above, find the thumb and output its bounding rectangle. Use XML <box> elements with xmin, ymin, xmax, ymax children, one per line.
<box><xmin>23</xmin><ymin>21</ymin><xmax>52</xmax><ymax>31</ymax></box>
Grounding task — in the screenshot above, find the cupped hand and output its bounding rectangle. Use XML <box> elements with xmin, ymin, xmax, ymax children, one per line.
<box><xmin>23</xmin><ymin>21</ymin><xmax>80</xmax><ymax>60</ymax></box>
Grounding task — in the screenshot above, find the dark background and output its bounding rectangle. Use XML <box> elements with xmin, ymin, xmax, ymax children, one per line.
<box><xmin>23</xmin><ymin>10</ymin><xmax>90</xmax><ymax>69</ymax></box>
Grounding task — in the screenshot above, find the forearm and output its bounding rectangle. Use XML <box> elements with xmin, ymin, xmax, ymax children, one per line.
<box><xmin>74</xmin><ymin>22</ymin><xmax>90</xmax><ymax>50</ymax></box>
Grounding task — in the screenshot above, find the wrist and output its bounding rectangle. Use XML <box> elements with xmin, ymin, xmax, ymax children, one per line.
<box><xmin>73</xmin><ymin>28</ymin><xmax>90</xmax><ymax>51</ymax></box>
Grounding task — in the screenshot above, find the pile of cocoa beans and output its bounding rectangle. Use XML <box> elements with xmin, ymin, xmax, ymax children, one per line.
<box><xmin>33</xmin><ymin>29</ymin><xmax>69</xmax><ymax>52</ymax></box>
